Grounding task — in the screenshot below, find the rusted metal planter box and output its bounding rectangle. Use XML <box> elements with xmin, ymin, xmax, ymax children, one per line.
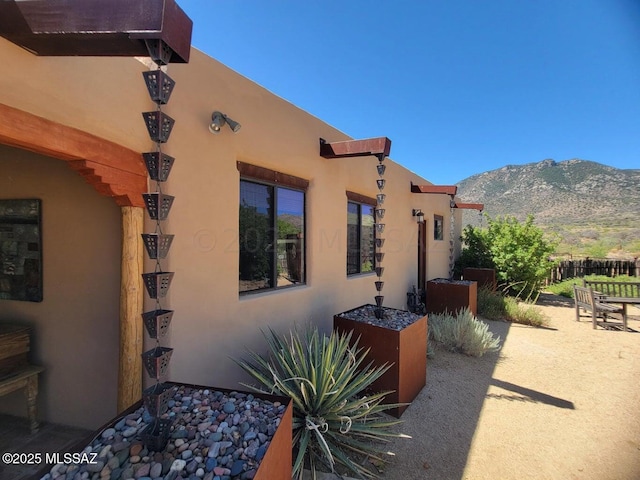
<box><xmin>334</xmin><ymin>306</ymin><xmax>427</xmax><ymax>418</ymax></box>
<box><xmin>463</xmin><ymin>267</ymin><xmax>497</xmax><ymax>292</ymax></box>
<box><xmin>426</xmin><ymin>278</ymin><xmax>478</xmax><ymax>316</ymax></box>
<box><xmin>36</xmin><ymin>383</ymin><xmax>292</xmax><ymax>480</ymax></box>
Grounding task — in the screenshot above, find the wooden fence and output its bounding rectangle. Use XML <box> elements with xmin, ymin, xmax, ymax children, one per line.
<box><xmin>549</xmin><ymin>258</ymin><xmax>639</xmax><ymax>283</ymax></box>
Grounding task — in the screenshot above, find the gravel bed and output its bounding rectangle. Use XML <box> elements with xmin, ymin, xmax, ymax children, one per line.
<box><xmin>429</xmin><ymin>278</ymin><xmax>475</xmax><ymax>285</ymax></box>
<box><xmin>40</xmin><ymin>386</ymin><xmax>286</xmax><ymax>480</ymax></box>
<box><xmin>336</xmin><ymin>304</ymin><xmax>422</xmax><ymax>331</ymax></box>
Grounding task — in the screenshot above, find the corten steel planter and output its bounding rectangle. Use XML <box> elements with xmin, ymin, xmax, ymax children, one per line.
<box><xmin>334</xmin><ymin>305</ymin><xmax>427</xmax><ymax>418</ymax></box>
<box><xmin>463</xmin><ymin>267</ymin><xmax>497</xmax><ymax>292</ymax></box>
<box><xmin>34</xmin><ymin>384</ymin><xmax>293</xmax><ymax>480</ymax></box>
<box><xmin>426</xmin><ymin>278</ymin><xmax>478</xmax><ymax>316</ymax></box>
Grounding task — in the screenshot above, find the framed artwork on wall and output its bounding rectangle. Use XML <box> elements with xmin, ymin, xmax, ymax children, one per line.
<box><xmin>0</xmin><ymin>199</ymin><xmax>43</xmax><ymax>302</ymax></box>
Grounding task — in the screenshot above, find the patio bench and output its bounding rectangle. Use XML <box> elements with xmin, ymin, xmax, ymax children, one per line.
<box><xmin>583</xmin><ymin>280</ymin><xmax>640</xmax><ymax>331</ymax></box>
<box><xmin>573</xmin><ymin>285</ymin><xmax>624</xmax><ymax>330</ymax></box>
<box><xmin>583</xmin><ymin>280</ymin><xmax>640</xmax><ymax>298</ymax></box>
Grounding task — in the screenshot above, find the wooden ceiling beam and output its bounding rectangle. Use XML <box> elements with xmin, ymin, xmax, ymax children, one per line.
<box><xmin>0</xmin><ymin>0</ymin><xmax>192</xmax><ymax>63</ymax></box>
<box><xmin>410</xmin><ymin>184</ymin><xmax>458</xmax><ymax>195</ymax></box>
<box><xmin>319</xmin><ymin>137</ymin><xmax>392</xmax><ymax>159</ymax></box>
<box><xmin>454</xmin><ymin>202</ymin><xmax>484</xmax><ymax>211</ymax></box>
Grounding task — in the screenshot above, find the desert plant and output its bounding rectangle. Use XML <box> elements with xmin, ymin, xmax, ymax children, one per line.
<box><xmin>502</xmin><ymin>296</ymin><xmax>548</xmax><ymax>326</ymax></box>
<box><xmin>428</xmin><ymin>308</ymin><xmax>501</xmax><ymax>357</ymax></box>
<box><xmin>235</xmin><ymin>326</ymin><xmax>402</xmax><ymax>480</ymax></box>
<box><xmin>477</xmin><ymin>286</ymin><xmax>507</xmax><ymax>319</ymax></box>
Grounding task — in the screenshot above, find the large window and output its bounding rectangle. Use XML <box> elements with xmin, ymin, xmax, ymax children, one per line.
<box><xmin>347</xmin><ymin>201</ymin><xmax>375</xmax><ymax>275</ymax></box>
<box><xmin>239</xmin><ymin>179</ymin><xmax>305</xmax><ymax>293</ymax></box>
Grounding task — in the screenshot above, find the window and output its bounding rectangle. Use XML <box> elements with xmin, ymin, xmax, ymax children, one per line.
<box><xmin>239</xmin><ymin>179</ymin><xmax>305</xmax><ymax>293</ymax></box>
<box><xmin>434</xmin><ymin>215</ymin><xmax>444</xmax><ymax>241</ymax></box>
<box><xmin>347</xmin><ymin>201</ymin><xmax>375</xmax><ymax>275</ymax></box>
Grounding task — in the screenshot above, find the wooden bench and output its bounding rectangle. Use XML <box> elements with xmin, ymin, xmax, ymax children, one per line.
<box><xmin>573</xmin><ymin>285</ymin><xmax>625</xmax><ymax>330</ymax></box>
<box><xmin>0</xmin><ymin>365</ymin><xmax>44</xmax><ymax>433</ymax></box>
<box><xmin>583</xmin><ymin>280</ymin><xmax>640</xmax><ymax>298</ymax></box>
<box><xmin>0</xmin><ymin>324</ymin><xmax>44</xmax><ymax>433</ymax></box>
<box><xmin>583</xmin><ymin>280</ymin><xmax>640</xmax><ymax>331</ymax></box>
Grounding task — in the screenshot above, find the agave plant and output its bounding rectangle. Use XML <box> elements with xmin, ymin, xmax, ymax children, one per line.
<box><xmin>235</xmin><ymin>326</ymin><xmax>403</xmax><ymax>480</ymax></box>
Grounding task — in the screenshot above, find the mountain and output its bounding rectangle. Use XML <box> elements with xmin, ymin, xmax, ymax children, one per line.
<box><xmin>456</xmin><ymin>159</ymin><xmax>640</xmax><ymax>257</ymax></box>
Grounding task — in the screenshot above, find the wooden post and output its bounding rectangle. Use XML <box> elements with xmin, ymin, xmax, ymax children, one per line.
<box><xmin>118</xmin><ymin>206</ymin><xmax>144</xmax><ymax>412</ymax></box>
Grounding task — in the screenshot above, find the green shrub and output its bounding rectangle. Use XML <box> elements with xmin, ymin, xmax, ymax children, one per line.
<box><xmin>429</xmin><ymin>308</ymin><xmax>501</xmax><ymax>357</ymax></box>
<box><xmin>456</xmin><ymin>214</ymin><xmax>558</xmax><ymax>298</ymax></box>
<box><xmin>235</xmin><ymin>327</ymin><xmax>402</xmax><ymax>480</ymax></box>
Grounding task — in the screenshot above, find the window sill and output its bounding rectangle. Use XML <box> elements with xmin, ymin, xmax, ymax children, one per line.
<box><xmin>347</xmin><ymin>272</ymin><xmax>377</xmax><ymax>279</ymax></box>
<box><xmin>239</xmin><ymin>283</ymin><xmax>308</xmax><ymax>300</ymax></box>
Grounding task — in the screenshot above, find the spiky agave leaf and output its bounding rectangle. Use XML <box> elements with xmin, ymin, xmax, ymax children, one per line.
<box><xmin>234</xmin><ymin>325</ymin><xmax>405</xmax><ymax>479</ymax></box>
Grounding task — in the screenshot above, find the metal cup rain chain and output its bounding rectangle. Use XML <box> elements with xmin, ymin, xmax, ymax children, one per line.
<box><xmin>449</xmin><ymin>197</ymin><xmax>456</xmax><ymax>279</ymax></box>
<box><xmin>374</xmin><ymin>156</ymin><xmax>386</xmax><ymax>319</ymax></box>
<box><xmin>139</xmin><ymin>40</ymin><xmax>177</xmax><ymax>451</ymax></box>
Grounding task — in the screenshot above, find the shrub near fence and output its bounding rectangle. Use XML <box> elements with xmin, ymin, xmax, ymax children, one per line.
<box><xmin>549</xmin><ymin>258</ymin><xmax>639</xmax><ymax>282</ymax></box>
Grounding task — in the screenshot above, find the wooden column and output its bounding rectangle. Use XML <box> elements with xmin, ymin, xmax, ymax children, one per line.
<box><xmin>118</xmin><ymin>206</ymin><xmax>144</xmax><ymax>412</ymax></box>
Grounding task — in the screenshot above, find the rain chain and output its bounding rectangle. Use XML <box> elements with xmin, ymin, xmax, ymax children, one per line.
<box><xmin>139</xmin><ymin>41</ymin><xmax>177</xmax><ymax>451</ymax></box>
<box><xmin>449</xmin><ymin>198</ymin><xmax>455</xmax><ymax>279</ymax></box>
<box><xmin>374</xmin><ymin>155</ymin><xmax>386</xmax><ymax>319</ymax></box>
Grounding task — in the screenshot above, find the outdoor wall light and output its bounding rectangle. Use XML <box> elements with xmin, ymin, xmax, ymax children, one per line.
<box><xmin>412</xmin><ymin>209</ymin><xmax>425</xmax><ymax>224</ymax></box>
<box><xmin>209</xmin><ymin>111</ymin><xmax>241</xmax><ymax>134</ymax></box>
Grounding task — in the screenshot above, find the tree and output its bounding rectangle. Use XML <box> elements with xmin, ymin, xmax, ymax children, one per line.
<box><xmin>456</xmin><ymin>214</ymin><xmax>557</xmax><ymax>298</ymax></box>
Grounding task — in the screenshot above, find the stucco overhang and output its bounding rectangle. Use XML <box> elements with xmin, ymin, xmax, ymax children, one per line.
<box><xmin>0</xmin><ymin>0</ymin><xmax>192</xmax><ymax>63</ymax></box>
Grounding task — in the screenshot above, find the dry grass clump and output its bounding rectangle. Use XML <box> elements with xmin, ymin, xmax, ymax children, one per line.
<box><xmin>478</xmin><ymin>287</ymin><xmax>548</xmax><ymax>327</ymax></box>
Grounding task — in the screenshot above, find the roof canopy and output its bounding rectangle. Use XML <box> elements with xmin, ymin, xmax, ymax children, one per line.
<box><xmin>410</xmin><ymin>184</ymin><xmax>458</xmax><ymax>195</ymax></box>
<box><xmin>0</xmin><ymin>0</ymin><xmax>192</xmax><ymax>63</ymax></box>
<box><xmin>319</xmin><ymin>137</ymin><xmax>392</xmax><ymax>159</ymax></box>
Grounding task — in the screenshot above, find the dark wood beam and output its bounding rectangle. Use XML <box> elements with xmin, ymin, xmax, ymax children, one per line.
<box><xmin>0</xmin><ymin>0</ymin><xmax>192</xmax><ymax>63</ymax></box>
<box><xmin>454</xmin><ymin>202</ymin><xmax>484</xmax><ymax>211</ymax></box>
<box><xmin>411</xmin><ymin>184</ymin><xmax>458</xmax><ymax>195</ymax></box>
<box><xmin>319</xmin><ymin>137</ymin><xmax>392</xmax><ymax>159</ymax></box>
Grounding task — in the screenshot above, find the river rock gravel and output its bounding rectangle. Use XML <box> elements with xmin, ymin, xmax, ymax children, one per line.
<box><xmin>40</xmin><ymin>386</ymin><xmax>286</xmax><ymax>480</ymax></box>
<box><xmin>336</xmin><ymin>304</ymin><xmax>422</xmax><ymax>331</ymax></box>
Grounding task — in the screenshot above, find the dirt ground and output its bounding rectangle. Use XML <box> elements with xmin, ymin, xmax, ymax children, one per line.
<box><xmin>378</xmin><ymin>293</ymin><xmax>640</xmax><ymax>480</ymax></box>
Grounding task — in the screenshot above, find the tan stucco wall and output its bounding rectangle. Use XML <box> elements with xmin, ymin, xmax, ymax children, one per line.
<box><xmin>0</xmin><ymin>37</ymin><xmax>464</xmax><ymax>414</ymax></box>
<box><xmin>0</xmin><ymin>145</ymin><xmax>120</xmax><ymax>429</ymax></box>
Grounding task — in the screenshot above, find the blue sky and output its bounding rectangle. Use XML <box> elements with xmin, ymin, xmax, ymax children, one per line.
<box><xmin>180</xmin><ymin>0</ymin><xmax>640</xmax><ymax>185</ymax></box>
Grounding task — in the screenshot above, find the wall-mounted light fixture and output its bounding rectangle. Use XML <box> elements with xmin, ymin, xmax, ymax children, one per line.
<box><xmin>209</xmin><ymin>111</ymin><xmax>241</xmax><ymax>134</ymax></box>
<box><xmin>412</xmin><ymin>209</ymin><xmax>424</xmax><ymax>224</ymax></box>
